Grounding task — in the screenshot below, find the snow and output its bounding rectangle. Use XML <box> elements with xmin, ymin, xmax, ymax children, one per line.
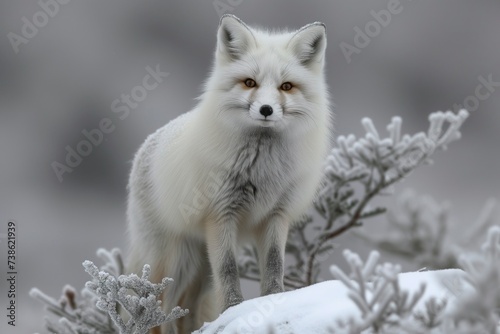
<box><xmin>195</xmin><ymin>269</ymin><xmax>471</xmax><ymax>333</ymax></box>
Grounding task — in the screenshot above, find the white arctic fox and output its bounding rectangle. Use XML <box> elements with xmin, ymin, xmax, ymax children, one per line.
<box><xmin>126</xmin><ymin>14</ymin><xmax>333</xmax><ymax>333</ymax></box>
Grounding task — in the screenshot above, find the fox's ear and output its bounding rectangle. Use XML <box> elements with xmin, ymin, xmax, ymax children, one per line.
<box><xmin>217</xmin><ymin>14</ymin><xmax>256</xmax><ymax>62</ymax></box>
<box><xmin>288</xmin><ymin>22</ymin><xmax>327</xmax><ymax>68</ymax></box>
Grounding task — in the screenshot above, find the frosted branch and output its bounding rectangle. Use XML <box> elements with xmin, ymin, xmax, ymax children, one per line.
<box><xmin>330</xmin><ymin>250</ymin><xmax>431</xmax><ymax>333</ymax></box>
<box><xmin>31</xmin><ymin>248</ymin><xmax>188</xmax><ymax>334</ymax></box>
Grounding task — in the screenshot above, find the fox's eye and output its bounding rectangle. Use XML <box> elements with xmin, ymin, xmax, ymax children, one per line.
<box><xmin>244</xmin><ymin>78</ymin><xmax>257</xmax><ymax>88</ymax></box>
<box><xmin>280</xmin><ymin>82</ymin><xmax>293</xmax><ymax>91</ymax></box>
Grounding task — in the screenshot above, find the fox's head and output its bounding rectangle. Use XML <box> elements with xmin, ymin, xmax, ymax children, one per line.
<box><xmin>203</xmin><ymin>15</ymin><xmax>331</xmax><ymax>136</ymax></box>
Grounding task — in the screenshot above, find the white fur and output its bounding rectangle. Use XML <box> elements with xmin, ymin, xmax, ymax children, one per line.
<box><xmin>126</xmin><ymin>15</ymin><xmax>333</xmax><ymax>334</ymax></box>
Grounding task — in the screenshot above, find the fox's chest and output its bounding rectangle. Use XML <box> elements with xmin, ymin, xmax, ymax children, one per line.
<box><xmin>213</xmin><ymin>132</ymin><xmax>295</xmax><ymax>220</ymax></box>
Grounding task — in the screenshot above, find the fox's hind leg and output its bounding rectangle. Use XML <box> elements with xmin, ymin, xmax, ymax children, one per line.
<box><xmin>126</xmin><ymin>242</ymin><xmax>168</xmax><ymax>334</ymax></box>
<box><xmin>157</xmin><ymin>236</ymin><xmax>208</xmax><ymax>334</ymax></box>
<box><xmin>128</xmin><ymin>232</ymin><xmax>203</xmax><ymax>334</ymax></box>
<box><xmin>175</xmin><ymin>248</ymin><xmax>215</xmax><ymax>333</ymax></box>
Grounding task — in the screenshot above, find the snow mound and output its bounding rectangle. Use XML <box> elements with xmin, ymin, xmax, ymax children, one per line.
<box><xmin>195</xmin><ymin>269</ymin><xmax>470</xmax><ymax>334</ymax></box>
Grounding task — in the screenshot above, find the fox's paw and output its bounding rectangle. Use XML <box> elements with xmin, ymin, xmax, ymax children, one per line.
<box><xmin>262</xmin><ymin>281</ymin><xmax>285</xmax><ymax>296</ymax></box>
<box><xmin>223</xmin><ymin>296</ymin><xmax>244</xmax><ymax>311</ymax></box>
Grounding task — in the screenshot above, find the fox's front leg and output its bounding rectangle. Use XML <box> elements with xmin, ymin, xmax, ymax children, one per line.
<box><xmin>206</xmin><ymin>218</ymin><xmax>244</xmax><ymax>312</ymax></box>
<box><xmin>255</xmin><ymin>215</ymin><xmax>289</xmax><ymax>296</ymax></box>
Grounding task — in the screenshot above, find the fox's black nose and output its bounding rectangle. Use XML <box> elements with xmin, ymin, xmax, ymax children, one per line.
<box><xmin>260</xmin><ymin>105</ymin><xmax>273</xmax><ymax>117</ymax></box>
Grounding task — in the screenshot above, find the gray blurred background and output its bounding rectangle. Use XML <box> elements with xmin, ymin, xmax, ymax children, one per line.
<box><xmin>0</xmin><ymin>0</ymin><xmax>499</xmax><ymax>332</ymax></box>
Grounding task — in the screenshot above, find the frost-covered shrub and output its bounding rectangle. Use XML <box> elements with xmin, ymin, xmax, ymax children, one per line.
<box><xmin>31</xmin><ymin>248</ymin><xmax>187</xmax><ymax>334</ymax></box>
<box><xmin>240</xmin><ymin>110</ymin><xmax>470</xmax><ymax>288</ymax></box>
<box><xmin>448</xmin><ymin>226</ymin><xmax>500</xmax><ymax>333</ymax></box>
<box><xmin>330</xmin><ymin>250</ymin><xmax>430</xmax><ymax>333</ymax></box>
<box><xmin>330</xmin><ymin>225</ymin><xmax>500</xmax><ymax>334</ymax></box>
<box><xmin>355</xmin><ymin>189</ymin><xmax>498</xmax><ymax>271</ymax></box>
<box><xmin>31</xmin><ymin>284</ymin><xmax>116</xmax><ymax>334</ymax></box>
